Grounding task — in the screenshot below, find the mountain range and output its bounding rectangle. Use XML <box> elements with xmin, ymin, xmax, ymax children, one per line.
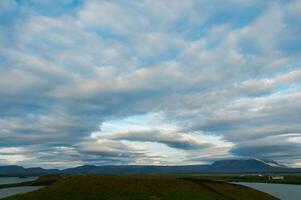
<box><xmin>1</xmin><ymin>159</ymin><xmax>300</xmax><ymax>176</ymax></box>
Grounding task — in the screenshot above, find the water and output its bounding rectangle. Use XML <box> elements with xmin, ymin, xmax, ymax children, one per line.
<box><xmin>0</xmin><ymin>186</ymin><xmax>43</xmax><ymax>199</ymax></box>
<box><xmin>0</xmin><ymin>177</ymin><xmax>37</xmax><ymax>185</ymax></box>
<box><xmin>234</xmin><ymin>182</ymin><xmax>301</xmax><ymax>200</ymax></box>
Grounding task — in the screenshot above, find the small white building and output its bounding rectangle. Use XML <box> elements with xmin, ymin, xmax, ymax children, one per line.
<box><xmin>269</xmin><ymin>176</ymin><xmax>284</xmax><ymax>180</ymax></box>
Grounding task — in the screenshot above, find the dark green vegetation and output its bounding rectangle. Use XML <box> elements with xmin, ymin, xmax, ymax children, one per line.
<box><xmin>193</xmin><ymin>174</ymin><xmax>301</xmax><ymax>185</ymax></box>
<box><xmin>2</xmin><ymin>175</ymin><xmax>278</xmax><ymax>200</ymax></box>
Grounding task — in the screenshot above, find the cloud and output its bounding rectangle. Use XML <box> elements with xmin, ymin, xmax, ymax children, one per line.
<box><xmin>0</xmin><ymin>0</ymin><xmax>300</xmax><ymax>167</ymax></box>
<box><xmin>77</xmin><ymin>0</ymin><xmax>149</xmax><ymax>35</ymax></box>
<box><xmin>231</xmin><ymin>134</ymin><xmax>301</xmax><ymax>163</ymax></box>
<box><xmin>78</xmin><ymin>139</ymin><xmax>143</xmax><ymax>158</ymax></box>
<box><xmin>91</xmin><ymin>129</ymin><xmax>213</xmax><ymax>150</ymax></box>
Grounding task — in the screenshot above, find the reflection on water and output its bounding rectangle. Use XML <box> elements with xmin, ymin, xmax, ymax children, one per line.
<box><xmin>0</xmin><ymin>186</ymin><xmax>43</xmax><ymax>199</ymax></box>
<box><xmin>0</xmin><ymin>177</ymin><xmax>37</xmax><ymax>185</ymax></box>
<box><xmin>235</xmin><ymin>182</ymin><xmax>301</xmax><ymax>200</ymax></box>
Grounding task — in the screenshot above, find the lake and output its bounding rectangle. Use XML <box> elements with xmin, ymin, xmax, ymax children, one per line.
<box><xmin>0</xmin><ymin>177</ymin><xmax>37</xmax><ymax>185</ymax></box>
<box><xmin>0</xmin><ymin>177</ymin><xmax>41</xmax><ymax>199</ymax></box>
<box><xmin>0</xmin><ymin>186</ymin><xmax>43</xmax><ymax>199</ymax></box>
<box><xmin>234</xmin><ymin>182</ymin><xmax>301</xmax><ymax>200</ymax></box>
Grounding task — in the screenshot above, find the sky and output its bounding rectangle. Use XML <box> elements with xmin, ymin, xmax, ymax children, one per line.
<box><xmin>0</xmin><ymin>0</ymin><xmax>301</xmax><ymax>169</ymax></box>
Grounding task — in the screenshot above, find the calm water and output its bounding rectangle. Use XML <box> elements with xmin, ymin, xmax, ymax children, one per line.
<box><xmin>0</xmin><ymin>186</ymin><xmax>43</xmax><ymax>199</ymax></box>
<box><xmin>0</xmin><ymin>177</ymin><xmax>37</xmax><ymax>185</ymax></box>
<box><xmin>234</xmin><ymin>182</ymin><xmax>301</xmax><ymax>200</ymax></box>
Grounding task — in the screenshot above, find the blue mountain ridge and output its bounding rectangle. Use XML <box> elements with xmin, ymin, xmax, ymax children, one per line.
<box><xmin>1</xmin><ymin>159</ymin><xmax>300</xmax><ymax>176</ymax></box>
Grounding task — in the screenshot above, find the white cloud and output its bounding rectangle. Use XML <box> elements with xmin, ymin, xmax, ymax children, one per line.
<box><xmin>0</xmin><ymin>0</ymin><xmax>300</xmax><ymax>167</ymax></box>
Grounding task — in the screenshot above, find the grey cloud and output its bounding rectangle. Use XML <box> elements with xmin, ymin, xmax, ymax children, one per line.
<box><xmin>0</xmin><ymin>112</ymin><xmax>99</xmax><ymax>147</ymax></box>
<box><xmin>75</xmin><ymin>139</ymin><xmax>158</xmax><ymax>166</ymax></box>
<box><xmin>99</xmin><ymin>129</ymin><xmax>213</xmax><ymax>150</ymax></box>
<box><xmin>187</xmin><ymin>91</ymin><xmax>301</xmax><ymax>140</ymax></box>
<box><xmin>231</xmin><ymin>134</ymin><xmax>301</xmax><ymax>160</ymax></box>
<box><xmin>0</xmin><ymin>0</ymin><xmax>301</xmax><ymax>167</ymax></box>
<box><xmin>78</xmin><ymin>139</ymin><xmax>141</xmax><ymax>157</ymax></box>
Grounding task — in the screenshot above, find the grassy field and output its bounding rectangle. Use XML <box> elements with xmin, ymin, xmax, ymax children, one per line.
<box><xmin>2</xmin><ymin>175</ymin><xmax>278</xmax><ymax>200</ymax></box>
<box><xmin>190</xmin><ymin>174</ymin><xmax>301</xmax><ymax>185</ymax></box>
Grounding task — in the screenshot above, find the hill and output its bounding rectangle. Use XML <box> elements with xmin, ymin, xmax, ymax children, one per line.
<box><xmin>209</xmin><ymin>158</ymin><xmax>288</xmax><ymax>172</ymax></box>
<box><xmin>0</xmin><ymin>165</ymin><xmax>59</xmax><ymax>176</ymax></box>
<box><xmin>3</xmin><ymin>175</ymin><xmax>278</xmax><ymax>200</ymax></box>
<box><xmin>1</xmin><ymin>159</ymin><xmax>300</xmax><ymax>176</ymax></box>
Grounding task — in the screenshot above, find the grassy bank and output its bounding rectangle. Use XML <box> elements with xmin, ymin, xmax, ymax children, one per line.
<box><xmin>3</xmin><ymin>175</ymin><xmax>278</xmax><ymax>200</ymax></box>
<box><xmin>190</xmin><ymin>174</ymin><xmax>301</xmax><ymax>185</ymax></box>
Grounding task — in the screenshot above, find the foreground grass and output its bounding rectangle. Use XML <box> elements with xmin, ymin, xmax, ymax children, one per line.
<box><xmin>3</xmin><ymin>175</ymin><xmax>278</xmax><ymax>200</ymax></box>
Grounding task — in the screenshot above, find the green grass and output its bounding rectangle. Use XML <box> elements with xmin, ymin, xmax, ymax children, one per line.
<box><xmin>190</xmin><ymin>174</ymin><xmax>301</xmax><ymax>185</ymax></box>
<box><xmin>3</xmin><ymin>175</ymin><xmax>278</xmax><ymax>200</ymax></box>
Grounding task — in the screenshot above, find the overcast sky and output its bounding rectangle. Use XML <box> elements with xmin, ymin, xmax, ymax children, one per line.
<box><xmin>0</xmin><ymin>0</ymin><xmax>301</xmax><ymax>168</ymax></box>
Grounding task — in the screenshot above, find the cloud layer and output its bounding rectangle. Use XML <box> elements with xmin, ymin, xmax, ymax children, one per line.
<box><xmin>0</xmin><ymin>0</ymin><xmax>301</xmax><ymax>168</ymax></box>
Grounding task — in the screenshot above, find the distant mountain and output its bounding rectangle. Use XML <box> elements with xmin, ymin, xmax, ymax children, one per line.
<box><xmin>1</xmin><ymin>159</ymin><xmax>300</xmax><ymax>176</ymax></box>
<box><xmin>0</xmin><ymin>165</ymin><xmax>26</xmax><ymax>175</ymax></box>
<box><xmin>0</xmin><ymin>165</ymin><xmax>59</xmax><ymax>176</ymax></box>
<box><xmin>209</xmin><ymin>158</ymin><xmax>288</xmax><ymax>172</ymax></box>
<box><xmin>255</xmin><ymin>159</ymin><xmax>287</xmax><ymax>168</ymax></box>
